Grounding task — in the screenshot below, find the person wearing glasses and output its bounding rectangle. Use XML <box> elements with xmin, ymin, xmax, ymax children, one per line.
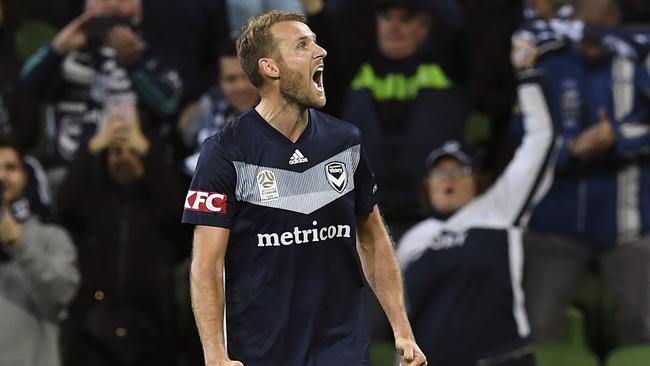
<box><xmin>397</xmin><ymin>74</ymin><xmax>556</xmax><ymax>365</ymax></box>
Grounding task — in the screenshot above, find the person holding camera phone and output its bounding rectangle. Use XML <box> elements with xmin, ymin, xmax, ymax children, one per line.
<box><xmin>19</xmin><ymin>0</ymin><xmax>181</xmax><ymax>192</ymax></box>
<box><xmin>57</xmin><ymin>108</ymin><xmax>187</xmax><ymax>366</ymax></box>
<box><xmin>0</xmin><ymin>137</ymin><xmax>80</xmax><ymax>366</ymax></box>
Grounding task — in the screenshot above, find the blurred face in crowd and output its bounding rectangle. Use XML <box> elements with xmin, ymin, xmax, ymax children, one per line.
<box><xmin>427</xmin><ymin>157</ymin><xmax>477</xmax><ymax>215</ymax></box>
<box><xmin>530</xmin><ymin>0</ymin><xmax>557</xmax><ymax>20</ymax></box>
<box><xmin>269</xmin><ymin>20</ymin><xmax>327</xmax><ymax>108</ymax></box>
<box><xmin>107</xmin><ymin>145</ymin><xmax>144</xmax><ymax>186</ymax></box>
<box><xmin>376</xmin><ymin>7</ymin><xmax>431</xmax><ymax>60</ymax></box>
<box><xmin>0</xmin><ymin>147</ymin><xmax>26</xmax><ymax>204</ymax></box>
<box><xmin>575</xmin><ymin>0</ymin><xmax>620</xmax><ymax>26</ymax></box>
<box><xmin>575</xmin><ymin>0</ymin><xmax>620</xmax><ymax>60</ymax></box>
<box><xmin>86</xmin><ymin>0</ymin><xmax>142</xmax><ymax>20</ymax></box>
<box><xmin>219</xmin><ymin>56</ymin><xmax>258</xmax><ymax>113</ymax></box>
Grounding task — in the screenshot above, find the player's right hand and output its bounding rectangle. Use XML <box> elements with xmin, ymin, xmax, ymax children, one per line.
<box><xmin>396</xmin><ymin>337</ymin><xmax>427</xmax><ymax>366</ymax></box>
<box><xmin>206</xmin><ymin>360</ymin><xmax>244</xmax><ymax>366</ymax></box>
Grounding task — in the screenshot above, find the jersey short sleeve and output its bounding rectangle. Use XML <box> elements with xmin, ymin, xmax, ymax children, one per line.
<box><xmin>354</xmin><ymin>144</ymin><xmax>378</xmax><ymax>215</ymax></box>
<box><xmin>182</xmin><ymin>138</ymin><xmax>237</xmax><ymax>228</ymax></box>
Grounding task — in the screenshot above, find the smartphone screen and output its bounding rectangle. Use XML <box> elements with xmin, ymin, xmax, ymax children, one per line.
<box><xmin>83</xmin><ymin>16</ymin><xmax>133</xmax><ymax>41</ymax></box>
<box><xmin>106</xmin><ymin>92</ymin><xmax>137</xmax><ymax>122</ymax></box>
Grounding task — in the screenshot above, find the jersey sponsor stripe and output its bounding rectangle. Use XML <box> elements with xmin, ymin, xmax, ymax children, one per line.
<box><xmin>234</xmin><ymin>145</ymin><xmax>361</xmax><ymax>214</ymax></box>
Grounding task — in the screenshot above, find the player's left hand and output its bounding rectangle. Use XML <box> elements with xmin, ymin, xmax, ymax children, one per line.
<box><xmin>396</xmin><ymin>337</ymin><xmax>427</xmax><ymax>366</ymax></box>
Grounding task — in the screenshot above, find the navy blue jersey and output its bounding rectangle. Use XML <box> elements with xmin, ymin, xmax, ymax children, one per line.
<box><xmin>398</xmin><ymin>83</ymin><xmax>554</xmax><ymax>365</ymax></box>
<box><xmin>182</xmin><ymin>108</ymin><xmax>377</xmax><ymax>366</ymax></box>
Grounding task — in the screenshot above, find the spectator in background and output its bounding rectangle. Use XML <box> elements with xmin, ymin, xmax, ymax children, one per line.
<box><xmin>20</xmin><ymin>0</ymin><xmax>181</xmax><ymax>191</ymax></box>
<box><xmin>57</xmin><ymin>113</ymin><xmax>186</xmax><ymax>365</ymax></box>
<box><xmin>141</xmin><ymin>0</ymin><xmax>229</xmax><ymax>105</ymax></box>
<box><xmin>520</xmin><ymin>0</ymin><xmax>650</xmax><ymax>68</ymax></box>
<box><xmin>304</xmin><ymin>0</ymin><xmax>466</xmax><ymax>117</ymax></box>
<box><xmin>527</xmin><ymin>0</ymin><xmax>573</xmax><ymax>20</ymax></box>
<box><xmin>398</xmin><ymin>68</ymin><xmax>554</xmax><ymax>366</ymax></box>
<box><xmin>179</xmin><ymin>40</ymin><xmax>259</xmax><ymax>176</ymax></box>
<box><xmin>0</xmin><ymin>137</ymin><xmax>80</xmax><ymax>366</ymax></box>
<box><xmin>307</xmin><ymin>0</ymin><xmax>467</xmax><ymax>238</ymax></box>
<box><xmin>346</xmin><ymin>0</ymin><xmax>466</xmax><ymax>237</ymax></box>
<box><xmin>0</xmin><ymin>0</ymin><xmax>41</xmax><ymax>151</ymax></box>
<box><xmin>226</xmin><ymin>0</ymin><xmax>303</xmax><ymax>38</ymax></box>
<box><xmin>518</xmin><ymin>0</ymin><xmax>650</xmax><ymax>345</ymax></box>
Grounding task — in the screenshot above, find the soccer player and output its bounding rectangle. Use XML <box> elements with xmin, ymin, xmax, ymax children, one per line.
<box><xmin>182</xmin><ymin>10</ymin><xmax>426</xmax><ymax>366</ymax></box>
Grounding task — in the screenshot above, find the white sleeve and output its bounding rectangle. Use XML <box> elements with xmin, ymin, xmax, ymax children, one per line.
<box><xmin>482</xmin><ymin>82</ymin><xmax>557</xmax><ymax>227</ymax></box>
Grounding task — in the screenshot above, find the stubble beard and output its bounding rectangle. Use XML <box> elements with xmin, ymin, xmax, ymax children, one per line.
<box><xmin>278</xmin><ymin>61</ymin><xmax>324</xmax><ymax>110</ymax></box>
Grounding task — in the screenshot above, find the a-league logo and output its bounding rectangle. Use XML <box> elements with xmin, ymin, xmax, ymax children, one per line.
<box><xmin>257</xmin><ymin>169</ymin><xmax>280</xmax><ymax>201</ymax></box>
<box><xmin>325</xmin><ymin>161</ymin><xmax>347</xmax><ymax>193</ymax></box>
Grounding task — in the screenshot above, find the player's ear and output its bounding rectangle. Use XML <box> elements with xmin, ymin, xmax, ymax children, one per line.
<box><xmin>258</xmin><ymin>58</ymin><xmax>280</xmax><ymax>79</ymax></box>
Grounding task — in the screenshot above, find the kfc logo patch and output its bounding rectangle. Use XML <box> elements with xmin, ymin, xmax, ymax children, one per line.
<box><xmin>184</xmin><ymin>190</ymin><xmax>227</xmax><ymax>214</ymax></box>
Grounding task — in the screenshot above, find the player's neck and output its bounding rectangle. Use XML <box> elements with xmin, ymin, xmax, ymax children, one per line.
<box><xmin>255</xmin><ymin>96</ymin><xmax>309</xmax><ymax>143</ymax></box>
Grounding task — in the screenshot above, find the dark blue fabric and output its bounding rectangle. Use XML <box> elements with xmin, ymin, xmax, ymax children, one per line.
<box><xmin>182</xmin><ymin>108</ymin><xmax>376</xmax><ymax>366</ymax></box>
<box><xmin>343</xmin><ymin>86</ymin><xmax>466</xmax><ymax>225</ymax></box>
<box><xmin>404</xmin><ymin>228</ymin><xmax>528</xmax><ymax>364</ymax></box>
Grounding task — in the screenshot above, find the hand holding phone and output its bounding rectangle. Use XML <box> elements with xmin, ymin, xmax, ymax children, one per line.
<box><xmin>82</xmin><ymin>16</ymin><xmax>133</xmax><ymax>43</ymax></box>
<box><xmin>105</xmin><ymin>24</ymin><xmax>144</xmax><ymax>65</ymax></box>
<box><xmin>105</xmin><ymin>92</ymin><xmax>137</xmax><ymax>124</ymax></box>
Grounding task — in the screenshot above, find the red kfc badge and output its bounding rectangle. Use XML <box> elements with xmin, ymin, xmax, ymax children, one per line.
<box><xmin>184</xmin><ymin>190</ymin><xmax>227</xmax><ymax>214</ymax></box>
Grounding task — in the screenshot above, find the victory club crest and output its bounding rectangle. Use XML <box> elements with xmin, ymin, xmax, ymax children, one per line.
<box><xmin>325</xmin><ymin>162</ymin><xmax>347</xmax><ymax>193</ymax></box>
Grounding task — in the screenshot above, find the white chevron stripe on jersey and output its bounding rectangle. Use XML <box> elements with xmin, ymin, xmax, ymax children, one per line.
<box><xmin>234</xmin><ymin>145</ymin><xmax>361</xmax><ymax>214</ymax></box>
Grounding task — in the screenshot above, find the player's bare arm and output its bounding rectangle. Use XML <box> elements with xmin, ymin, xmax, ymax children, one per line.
<box><xmin>356</xmin><ymin>205</ymin><xmax>427</xmax><ymax>366</ymax></box>
<box><xmin>190</xmin><ymin>225</ymin><xmax>243</xmax><ymax>366</ymax></box>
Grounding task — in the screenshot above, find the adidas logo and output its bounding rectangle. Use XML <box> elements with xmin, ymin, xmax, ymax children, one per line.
<box><xmin>289</xmin><ymin>149</ymin><xmax>309</xmax><ymax>165</ymax></box>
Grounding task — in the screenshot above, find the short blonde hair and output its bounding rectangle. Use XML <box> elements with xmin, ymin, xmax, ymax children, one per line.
<box><xmin>236</xmin><ymin>10</ymin><xmax>306</xmax><ymax>87</ymax></box>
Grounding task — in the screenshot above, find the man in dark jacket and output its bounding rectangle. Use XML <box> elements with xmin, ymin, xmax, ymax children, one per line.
<box><xmin>57</xmin><ymin>111</ymin><xmax>187</xmax><ymax>366</ymax></box>
<box><xmin>305</xmin><ymin>0</ymin><xmax>467</xmax><ymax>238</ymax></box>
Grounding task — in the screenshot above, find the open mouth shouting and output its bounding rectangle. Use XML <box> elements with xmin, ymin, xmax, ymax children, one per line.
<box><xmin>312</xmin><ymin>65</ymin><xmax>324</xmax><ymax>93</ymax></box>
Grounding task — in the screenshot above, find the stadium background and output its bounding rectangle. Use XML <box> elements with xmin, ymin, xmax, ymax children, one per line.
<box><xmin>1</xmin><ymin>0</ymin><xmax>650</xmax><ymax>365</ymax></box>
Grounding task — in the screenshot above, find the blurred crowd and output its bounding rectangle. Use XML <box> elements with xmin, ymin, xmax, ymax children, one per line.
<box><xmin>0</xmin><ymin>0</ymin><xmax>649</xmax><ymax>365</ymax></box>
